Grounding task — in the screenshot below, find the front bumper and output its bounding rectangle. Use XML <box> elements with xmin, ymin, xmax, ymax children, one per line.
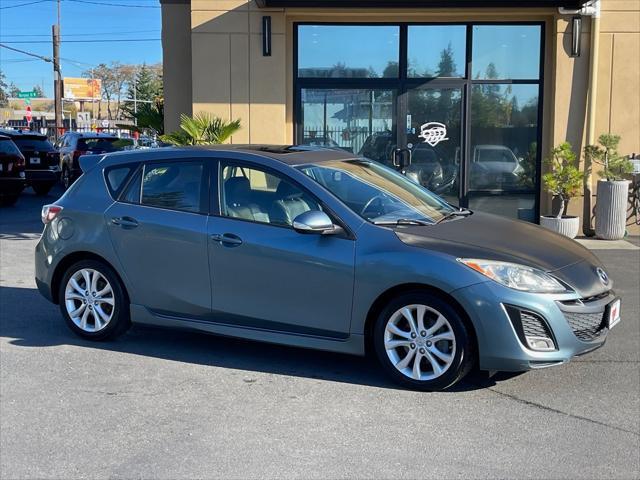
<box><xmin>452</xmin><ymin>281</ymin><xmax>616</xmax><ymax>372</ymax></box>
<box><xmin>0</xmin><ymin>177</ymin><xmax>26</xmax><ymax>196</ymax></box>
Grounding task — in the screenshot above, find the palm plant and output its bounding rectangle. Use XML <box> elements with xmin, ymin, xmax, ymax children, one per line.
<box><xmin>161</xmin><ymin>112</ymin><xmax>241</xmax><ymax>146</ymax></box>
<box><xmin>116</xmin><ymin>99</ymin><xmax>164</xmax><ymax>136</ymax></box>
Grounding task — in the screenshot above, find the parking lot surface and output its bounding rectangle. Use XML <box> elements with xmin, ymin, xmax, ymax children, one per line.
<box><xmin>1</xmin><ymin>188</ymin><xmax>639</xmax><ymax>479</ymax></box>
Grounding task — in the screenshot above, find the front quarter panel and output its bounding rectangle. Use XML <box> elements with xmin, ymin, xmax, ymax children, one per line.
<box><xmin>351</xmin><ymin>223</ymin><xmax>486</xmax><ymax>335</ymax></box>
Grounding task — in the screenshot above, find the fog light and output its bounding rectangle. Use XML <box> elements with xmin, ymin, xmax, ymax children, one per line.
<box><xmin>526</xmin><ymin>336</ymin><xmax>556</xmax><ymax>352</ymax></box>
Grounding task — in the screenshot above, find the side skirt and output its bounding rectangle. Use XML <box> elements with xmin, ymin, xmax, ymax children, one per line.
<box><xmin>130</xmin><ymin>304</ymin><xmax>366</xmax><ymax>356</ymax></box>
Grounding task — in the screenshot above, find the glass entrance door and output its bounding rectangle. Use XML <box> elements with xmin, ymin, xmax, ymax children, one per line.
<box><xmin>401</xmin><ymin>86</ymin><xmax>464</xmax><ymax>206</ymax></box>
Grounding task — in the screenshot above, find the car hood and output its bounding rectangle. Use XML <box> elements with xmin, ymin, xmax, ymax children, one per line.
<box><xmin>395</xmin><ymin>212</ymin><xmax>609</xmax><ymax>297</ymax></box>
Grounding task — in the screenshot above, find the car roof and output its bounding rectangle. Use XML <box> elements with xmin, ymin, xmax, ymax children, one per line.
<box><xmin>0</xmin><ymin>128</ymin><xmax>47</xmax><ymax>138</ymax></box>
<box><xmin>65</xmin><ymin>132</ymin><xmax>118</xmax><ymax>138</ymax></box>
<box><xmin>101</xmin><ymin>145</ymin><xmax>359</xmax><ymax>166</ymax></box>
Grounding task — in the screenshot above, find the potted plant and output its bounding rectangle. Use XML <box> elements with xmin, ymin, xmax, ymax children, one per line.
<box><xmin>540</xmin><ymin>142</ymin><xmax>584</xmax><ymax>238</ymax></box>
<box><xmin>584</xmin><ymin>134</ymin><xmax>633</xmax><ymax>240</ymax></box>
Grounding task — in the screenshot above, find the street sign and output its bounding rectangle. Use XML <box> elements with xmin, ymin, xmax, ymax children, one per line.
<box><xmin>25</xmin><ymin>106</ymin><xmax>32</xmax><ymax>124</ymax></box>
<box><xmin>77</xmin><ymin>112</ymin><xmax>91</xmax><ymax>126</ymax></box>
<box><xmin>24</xmin><ymin>98</ymin><xmax>31</xmax><ymax>106</ymax></box>
<box><xmin>101</xmin><ymin>119</ymin><xmax>109</xmax><ymax>128</ymax></box>
<box><xmin>17</xmin><ymin>91</ymin><xmax>38</xmax><ymax>99</ymax></box>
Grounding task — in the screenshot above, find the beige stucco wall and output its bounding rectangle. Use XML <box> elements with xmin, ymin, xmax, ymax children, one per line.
<box><xmin>162</xmin><ymin>0</ymin><xmax>639</xmax><ymax>231</ymax></box>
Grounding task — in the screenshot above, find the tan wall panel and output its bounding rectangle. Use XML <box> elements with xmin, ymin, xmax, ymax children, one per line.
<box><xmin>601</xmin><ymin>0</ymin><xmax>640</xmax><ymax>11</ymax></box>
<box><xmin>250</xmin><ymin>11</ymin><xmax>286</xmax><ymax>34</ymax></box>
<box><xmin>192</xmin><ymin>33</ymin><xmax>231</xmax><ymax>120</ymax></box>
<box><xmin>162</xmin><ymin>2</ymin><xmax>193</xmax><ymax>133</ymax></box>
<box><xmin>249</xmin><ymin>33</ymin><xmax>287</xmax><ymax>143</ymax></box>
<box><xmin>595</xmin><ymin>32</ymin><xmax>613</xmax><ymax>137</ymax></box>
<box><xmin>230</xmin><ymin>33</ymin><xmax>250</xmax><ymax>143</ymax></box>
<box><xmin>600</xmin><ymin>11</ymin><xmax>640</xmax><ymax>33</ymax></box>
<box><xmin>610</xmin><ymin>33</ymin><xmax>640</xmax><ymax>153</ymax></box>
<box><xmin>191</xmin><ymin>0</ymin><xmax>248</xmax><ymax>11</ymax></box>
<box><xmin>192</xmin><ymin>10</ymin><xmax>249</xmax><ymax>33</ymax></box>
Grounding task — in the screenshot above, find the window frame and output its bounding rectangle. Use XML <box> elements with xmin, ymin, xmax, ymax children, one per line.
<box><xmin>216</xmin><ymin>158</ymin><xmax>354</xmax><ymax>238</ymax></box>
<box><xmin>116</xmin><ymin>158</ymin><xmax>211</xmax><ymax>216</ymax></box>
<box><xmin>293</xmin><ymin>20</ymin><xmax>545</xmax><ymax>221</ymax></box>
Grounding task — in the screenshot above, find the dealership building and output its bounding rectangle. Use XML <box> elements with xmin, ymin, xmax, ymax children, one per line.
<box><xmin>160</xmin><ymin>0</ymin><xmax>639</xmax><ymax>231</ymax></box>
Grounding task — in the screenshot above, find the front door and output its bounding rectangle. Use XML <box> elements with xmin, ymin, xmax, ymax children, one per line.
<box><xmin>399</xmin><ymin>85</ymin><xmax>464</xmax><ymax>207</ymax></box>
<box><xmin>207</xmin><ymin>161</ymin><xmax>356</xmax><ymax>338</ymax></box>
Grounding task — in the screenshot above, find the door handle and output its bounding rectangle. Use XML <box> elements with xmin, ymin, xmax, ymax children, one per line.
<box><xmin>211</xmin><ymin>233</ymin><xmax>243</xmax><ymax>246</ymax></box>
<box><xmin>111</xmin><ymin>216</ymin><xmax>139</xmax><ymax>228</ymax></box>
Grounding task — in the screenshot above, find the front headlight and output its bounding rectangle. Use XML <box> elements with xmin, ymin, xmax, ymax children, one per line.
<box><xmin>458</xmin><ymin>258</ymin><xmax>568</xmax><ymax>293</ymax></box>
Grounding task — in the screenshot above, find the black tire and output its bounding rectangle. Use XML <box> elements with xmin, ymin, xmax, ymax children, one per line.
<box><xmin>0</xmin><ymin>195</ymin><xmax>20</xmax><ymax>206</ymax></box>
<box><xmin>61</xmin><ymin>165</ymin><xmax>72</xmax><ymax>190</ymax></box>
<box><xmin>372</xmin><ymin>291</ymin><xmax>476</xmax><ymax>391</ymax></box>
<box><xmin>58</xmin><ymin>259</ymin><xmax>131</xmax><ymax>341</ymax></box>
<box><xmin>33</xmin><ymin>184</ymin><xmax>53</xmax><ymax>196</ymax></box>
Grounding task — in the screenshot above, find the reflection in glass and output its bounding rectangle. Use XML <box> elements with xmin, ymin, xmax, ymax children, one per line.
<box><xmin>298</xmin><ymin>26</ymin><xmax>400</xmax><ymax>78</ymax></box>
<box><xmin>469</xmin><ymin>83</ymin><xmax>539</xmax><ymax>220</ymax></box>
<box><xmin>472</xmin><ymin>25</ymin><xmax>541</xmax><ymax>80</ymax></box>
<box><xmin>301</xmin><ymin>89</ymin><xmax>395</xmax><ymax>159</ymax></box>
<box><xmin>406</xmin><ymin>88</ymin><xmax>463</xmax><ymax>205</ymax></box>
<box><xmin>407</xmin><ymin>26</ymin><xmax>466</xmax><ymax>78</ymax></box>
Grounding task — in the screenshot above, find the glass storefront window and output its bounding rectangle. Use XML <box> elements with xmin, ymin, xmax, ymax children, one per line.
<box><xmin>300</xmin><ymin>89</ymin><xmax>395</xmax><ymax>158</ymax></box>
<box><xmin>298</xmin><ymin>25</ymin><xmax>400</xmax><ymax>78</ymax></box>
<box><xmin>407</xmin><ymin>26</ymin><xmax>466</xmax><ymax>78</ymax></box>
<box><xmin>472</xmin><ymin>25</ymin><xmax>541</xmax><ymax>80</ymax></box>
<box><xmin>469</xmin><ymin>83</ymin><xmax>539</xmax><ymax>220</ymax></box>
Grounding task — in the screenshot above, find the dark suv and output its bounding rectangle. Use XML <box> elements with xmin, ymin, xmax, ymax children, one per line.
<box><xmin>0</xmin><ymin>129</ymin><xmax>59</xmax><ymax>196</ymax></box>
<box><xmin>0</xmin><ymin>135</ymin><xmax>26</xmax><ymax>206</ymax></box>
<box><xmin>56</xmin><ymin>132</ymin><xmax>134</xmax><ymax>189</ymax></box>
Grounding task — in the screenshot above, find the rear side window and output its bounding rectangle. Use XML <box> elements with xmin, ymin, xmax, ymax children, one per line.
<box><xmin>120</xmin><ymin>161</ymin><xmax>206</xmax><ymax>213</ymax></box>
<box><xmin>0</xmin><ymin>139</ymin><xmax>21</xmax><ymax>155</ymax></box>
<box><xmin>105</xmin><ymin>165</ymin><xmax>136</xmax><ymax>197</ymax></box>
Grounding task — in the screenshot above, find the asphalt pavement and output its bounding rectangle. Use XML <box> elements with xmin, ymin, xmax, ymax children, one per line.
<box><xmin>1</xmin><ymin>187</ymin><xmax>639</xmax><ymax>479</ymax></box>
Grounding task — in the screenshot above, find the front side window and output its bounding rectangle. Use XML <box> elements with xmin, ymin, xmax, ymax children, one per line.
<box><xmin>299</xmin><ymin>159</ymin><xmax>454</xmax><ymax>224</ymax></box>
<box><xmin>298</xmin><ymin>25</ymin><xmax>400</xmax><ymax>78</ymax></box>
<box><xmin>221</xmin><ymin>164</ymin><xmax>321</xmax><ymax>227</ymax></box>
<box><xmin>122</xmin><ymin>161</ymin><xmax>205</xmax><ymax>213</ymax></box>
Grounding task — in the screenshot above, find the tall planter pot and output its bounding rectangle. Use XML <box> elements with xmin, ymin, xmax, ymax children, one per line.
<box><xmin>595</xmin><ymin>180</ymin><xmax>629</xmax><ymax>240</ymax></box>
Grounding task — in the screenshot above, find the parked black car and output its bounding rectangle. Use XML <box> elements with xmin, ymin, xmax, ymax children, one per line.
<box><xmin>0</xmin><ymin>129</ymin><xmax>59</xmax><ymax>196</ymax></box>
<box><xmin>0</xmin><ymin>135</ymin><xmax>26</xmax><ymax>206</ymax></box>
<box><xmin>55</xmin><ymin>132</ymin><xmax>134</xmax><ymax>189</ymax></box>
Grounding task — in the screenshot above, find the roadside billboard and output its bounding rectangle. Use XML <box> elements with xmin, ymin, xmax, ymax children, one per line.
<box><xmin>63</xmin><ymin>77</ymin><xmax>102</xmax><ymax>100</ymax></box>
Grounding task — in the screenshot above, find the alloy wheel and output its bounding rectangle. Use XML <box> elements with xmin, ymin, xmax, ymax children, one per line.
<box><xmin>64</xmin><ymin>268</ymin><xmax>115</xmax><ymax>332</ymax></box>
<box><xmin>384</xmin><ymin>304</ymin><xmax>456</xmax><ymax>381</ymax></box>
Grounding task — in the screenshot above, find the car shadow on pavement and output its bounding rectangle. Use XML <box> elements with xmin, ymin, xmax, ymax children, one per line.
<box><xmin>1</xmin><ymin>285</ymin><xmax>522</xmax><ymax>392</ymax></box>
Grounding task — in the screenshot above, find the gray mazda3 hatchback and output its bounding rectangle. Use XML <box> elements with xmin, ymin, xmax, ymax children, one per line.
<box><xmin>35</xmin><ymin>146</ymin><xmax>621</xmax><ymax>390</ymax></box>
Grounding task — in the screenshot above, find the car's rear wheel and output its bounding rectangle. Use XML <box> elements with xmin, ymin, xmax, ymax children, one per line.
<box><xmin>33</xmin><ymin>184</ymin><xmax>52</xmax><ymax>196</ymax></box>
<box><xmin>373</xmin><ymin>292</ymin><xmax>475</xmax><ymax>391</ymax></box>
<box><xmin>58</xmin><ymin>260</ymin><xmax>130</xmax><ymax>340</ymax></box>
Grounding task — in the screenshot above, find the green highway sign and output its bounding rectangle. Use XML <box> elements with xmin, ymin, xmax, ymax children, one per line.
<box><xmin>17</xmin><ymin>91</ymin><xmax>37</xmax><ymax>99</ymax></box>
<box><xmin>24</xmin><ymin>98</ymin><xmax>31</xmax><ymax>106</ymax></box>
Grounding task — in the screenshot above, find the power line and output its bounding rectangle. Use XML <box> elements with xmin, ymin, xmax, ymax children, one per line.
<box><xmin>2</xmin><ymin>39</ymin><xmax>161</xmax><ymax>44</ymax></box>
<box><xmin>0</xmin><ymin>0</ymin><xmax>51</xmax><ymax>9</ymax></box>
<box><xmin>0</xmin><ymin>29</ymin><xmax>160</xmax><ymax>38</ymax></box>
<box><xmin>0</xmin><ymin>43</ymin><xmax>52</xmax><ymax>62</ymax></box>
<box><xmin>64</xmin><ymin>0</ymin><xmax>160</xmax><ymax>7</ymax></box>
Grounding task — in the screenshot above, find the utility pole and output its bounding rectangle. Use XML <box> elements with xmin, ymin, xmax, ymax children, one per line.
<box><xmin>52</xmin><ymin>0</ymin><xmax>63</xmax><ymax>139</ymax></box>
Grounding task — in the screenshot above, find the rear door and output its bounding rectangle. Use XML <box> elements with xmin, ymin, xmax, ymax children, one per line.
<box><xmin>105</xmin><ymin>159</ymin><xmax>212</xmax><ymax>317</ymax></box>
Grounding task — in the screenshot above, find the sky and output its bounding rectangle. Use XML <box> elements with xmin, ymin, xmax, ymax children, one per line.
<box><xmin>0</xmin><ymin>0</ymin><xmax>162</xmax><ymax>97</ymax></box>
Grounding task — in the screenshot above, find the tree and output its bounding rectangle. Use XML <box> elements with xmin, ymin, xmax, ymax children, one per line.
<box><xmin>117</xmin><ymin>99</ymin><xmax>164</xmax><ymax>136</ymax></box>
<box><xmin>32</xmin><ymin>85</ymin><xmax>45</xmax><ymax>98</ymax></box>
<box><xmin>8</xmin><ymin>83</ymin><xmax>20</xmax><ymax>98</ymax></box>
<box><xmin>161</xmin><ymin>112</ymin><xmax>241</xmax><ymax>146</ymax></box>
<box><xmin>84</xmin><ymin>62</ymin><xmax>135</xmax><ymax>120</ymax></box>
<box><xmin>543</xmin><ymin>142</ymin><xmax>585</xmax><ymax>218</ymax></box>
<box><xmin>584</xmin><ymin>133</ymin><xmax>633</xmax><ymax>181</ymax></box>
<box><xmin>436</xmin><ymin>43</ymin><xmax>457</xmax><ymax>77</ymax></box>
<box><xmin>122</xmin><ymin>63</ymin><xmax>163</xmax><ymax>119</ymax></box>
<box><xmin>0</xmin><ymin>70</ymin><xmax>8</xmax><ymax>107</ymax></box>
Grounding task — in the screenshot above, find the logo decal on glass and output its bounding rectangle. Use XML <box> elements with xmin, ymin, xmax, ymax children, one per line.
<box><xmin>419</xmin><ymin>122</ymin><xmax>449</xmax><ymax>147</ymax></box>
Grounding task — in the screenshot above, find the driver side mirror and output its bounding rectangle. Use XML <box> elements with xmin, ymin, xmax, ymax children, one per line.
<box><xmin>293</xmin><ymin>210</ymin><xmax>338</xmax><ymax>235</ymax></box>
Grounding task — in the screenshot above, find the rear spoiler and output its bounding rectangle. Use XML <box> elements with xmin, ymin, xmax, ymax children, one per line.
<box><xmin>78</xmin><ymin>154</ymin><xmax>105</xmax><ymax>173</ymax></box>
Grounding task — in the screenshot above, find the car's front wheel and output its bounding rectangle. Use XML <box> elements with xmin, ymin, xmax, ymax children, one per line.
<box><xmin>373</xmin><ymin>292</ymin><xmax>475</xmax><ymax>391</ymax></box>
<box><xmin>58</xmin><ymin>260</ymin><xmax>130</xmax><ymax>340</ymax></box>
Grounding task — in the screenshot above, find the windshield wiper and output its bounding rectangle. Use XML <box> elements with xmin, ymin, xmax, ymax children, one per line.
<box><xmin>373</xmin><ymin>218</ymin><xmax>433</xmax><ymax>226</ymax></box>
<box><xmin>435</xmin><ymin>208</ymin><xmax>472</xmax><ymax>224</ymax></box>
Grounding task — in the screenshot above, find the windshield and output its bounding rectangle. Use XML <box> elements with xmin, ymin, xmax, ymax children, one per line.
<box><xmin>477</xmin><ymin>148</ymin><xmax>516</xmax><ymax>163</ymax></box>
<box><xmin>13</xmin><ymin>137</ymin><xmax>54</xmax><ymax>152</ymax></box>
<box><xmin>298</xmin><ymin>159</ymin><xmax>455</xmax><ymax>224</ymax></box>
<box><xmin>78</xmin><ymin>137</ymin><xmax>133</xmax><ymax>153</ymax></box>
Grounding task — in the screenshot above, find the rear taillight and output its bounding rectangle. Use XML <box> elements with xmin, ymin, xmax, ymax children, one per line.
<box><xmin>16</xmin><ymin>155</ymin><xmax>25</xmax><ymax>167</ymax></box>
<box><xmin>41</xmin><ymin>204</ymin><xmax>63</xmax><ymax>224</ymax></box>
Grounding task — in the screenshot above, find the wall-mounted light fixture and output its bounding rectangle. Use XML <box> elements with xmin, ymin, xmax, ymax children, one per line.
<box><xmin>571</xmin><ymin>15</ymin><xmax>582</xmax><ymax>57</ymax></box>
<box><xmin>262</xmin><ymin>16</ymin><xmax>272</xmax><ymax>57</ymax></box>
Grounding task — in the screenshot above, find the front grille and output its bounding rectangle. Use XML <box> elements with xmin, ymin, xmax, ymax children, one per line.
<box><xmin>564</xmin><ymin>311</ymin><xmax>607</xmax><ymax>341</ymax></box>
